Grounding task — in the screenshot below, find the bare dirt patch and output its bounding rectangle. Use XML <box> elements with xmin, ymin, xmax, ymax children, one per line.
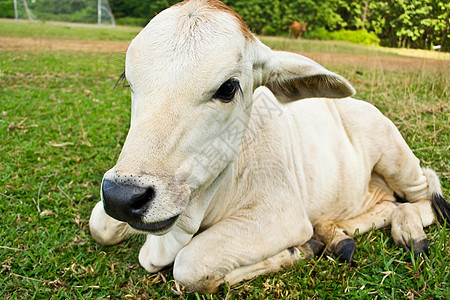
<box><xmin>304</xmin><ymin>52</ymin><xmax>450</xmax><ymax>72</ymax></box>
<box><xmin>0</xmin><ymin>36</ymin><xmax>129</xmax><ymax>53</ymax></box>
<box><xmin>1</xmin><ymin>36</ymin><xmax>449</xmax><ymax>72</ymax></box>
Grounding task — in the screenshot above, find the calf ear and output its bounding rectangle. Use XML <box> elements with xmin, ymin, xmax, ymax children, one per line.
<box><xmin>256</xmin><ymin>48</ymin><xmax>355</xmax><ymax>103</ymax></box>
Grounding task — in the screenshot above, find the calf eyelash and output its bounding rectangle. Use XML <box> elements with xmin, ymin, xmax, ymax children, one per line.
<box><xmin>115</xmin><ymin>71</ymin><xmax>130</xmax><ymax>90</ymax></box>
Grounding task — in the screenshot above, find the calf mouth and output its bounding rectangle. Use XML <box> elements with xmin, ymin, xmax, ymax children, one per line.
<box><xmin>128</xmin><ymin>215</ymin><xmax>180</xmax><ymax>234</ymax></box>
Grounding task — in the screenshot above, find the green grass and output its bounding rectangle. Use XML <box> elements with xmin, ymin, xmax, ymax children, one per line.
<box><xmin>0</xmin><ymin>18</ymin><xmax>141</xmax><ymax>41</ymax></box>
<box><xmin>260</xmin><ymin>36</ymin><xmax>450</xmax><ymax>61</ymax></box>
<box><xmin>260</xmin><ymin>36</ymin><xmax>391</xmax><ymax>57</ymax></box>
<box><xmin>0</xmin><ymin>21</ymin><xmax>449</xmax><ymax>299</ymax></box>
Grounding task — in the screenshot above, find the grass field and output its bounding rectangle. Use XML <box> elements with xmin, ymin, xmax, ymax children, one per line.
<box><xmin>0</xmin><ymin>20</ymin><xmax>449</xmax><ymax>299</ymax></box>
<box><xmin>0</xmin><ymin>19</ymin><xmax>141</xmax><ymax>41</ymax></box>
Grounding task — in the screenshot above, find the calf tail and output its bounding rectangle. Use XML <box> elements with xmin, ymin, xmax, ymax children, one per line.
<box><xmin>423</xmin><ymin>168</ymin><xmax>450</xmax><ymax>225</ymax></box>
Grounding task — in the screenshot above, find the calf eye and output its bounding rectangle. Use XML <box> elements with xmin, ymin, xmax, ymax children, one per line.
<box><xmin>213</xmin><ymin>79</ymin><xmax>240</xmax><ymax>102</ymax></box>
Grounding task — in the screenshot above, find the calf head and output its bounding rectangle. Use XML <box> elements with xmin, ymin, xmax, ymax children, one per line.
<box><xmin>101</xmin><ymin>0</ymin><xmax>354</xmax><ymax>235</ymax></box>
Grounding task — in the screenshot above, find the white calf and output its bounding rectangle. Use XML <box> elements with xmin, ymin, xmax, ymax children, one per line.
<box><xmin>89</xmin><ymin>0</ymin><xmax>449</xmax><ymax>293</ymax></box>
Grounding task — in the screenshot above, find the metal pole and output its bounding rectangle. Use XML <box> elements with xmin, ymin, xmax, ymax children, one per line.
<box><xmin>98</xmin><ymin>0</ymin><xmax>101</xmax><ymax>25</ymax></box>
<box><xmin>22</xmin><ymin>0</ymin><xmax>31</xmax><ymax>21</ymax></box>
<box><xmin>105</xmin><ymin>0</ymin><xmax>115</xmax><ymax>27</ymax></box>
<box><xmin>14</xmin><ymin>0</ymin><xmax>18</xmax><ymax>21</ymax></box>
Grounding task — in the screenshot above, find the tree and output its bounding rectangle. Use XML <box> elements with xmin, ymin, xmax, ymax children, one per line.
<box><xmin>1</xmin><ymin>0</ymin><xmax>447</xmax><ymax>51</ymax></box>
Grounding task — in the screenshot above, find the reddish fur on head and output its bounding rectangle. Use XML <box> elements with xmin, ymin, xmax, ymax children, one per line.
<box><xmin>175</xmin><ymin>0</ymin><xmax>255</xmax><ymax>40</ymax></box>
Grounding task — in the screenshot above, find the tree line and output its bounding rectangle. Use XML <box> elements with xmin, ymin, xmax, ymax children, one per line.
<box><xmin>110</xmin><ymin>0</ymin><xmax>449</xmax><ymax>50</ymax></box>
<box><xmin>0</xmin><ymin>0</ymin><xmax>448</xmax><ymax>51</ymax></box>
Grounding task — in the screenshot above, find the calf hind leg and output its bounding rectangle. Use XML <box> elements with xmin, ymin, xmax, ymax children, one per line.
<box><xmin>391</xmin><ymin>200</ymin><xmax>434</xmax><ymax>254</ymax></box>
<box><xmin>378</xmin><ymin>166</ymin><xmax>449</xmax><ymax>255</ymax></box>
<box><xmin>390</xmin><ymin>169</ymin><xmax>449</xmax><ymax>255</ymax></box>
<box><xmin>370</xmin><ymin>117</ymin><xmax>450</xmax><ymax>253</ymax></box>
<box><xmin>314</xmin><ymin>200</ymin><xmax>397</xmax><ymax>262</ymax></box>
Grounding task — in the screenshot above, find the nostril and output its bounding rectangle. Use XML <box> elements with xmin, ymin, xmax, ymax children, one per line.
<box><xmin>101</xmin><ymin>179</ymin><xmax>156</xmax><ymax>222</ymax></box>
<box><xmin>129</xmin><ymin>187</ymin><xmax>155</xmax><ymax>211</ymax></box>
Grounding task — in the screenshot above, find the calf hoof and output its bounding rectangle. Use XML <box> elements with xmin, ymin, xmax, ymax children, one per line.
<box><xmin>413</xmin><ymin>238</ymin><xmax>428</xmax><ymax>255</ymax></box>
<box><xmin>306</xmin><ymin>239</ymin><xmax>325</xmax><ymax>257</ymax></box>
<box><xmin>334</xmin><ymin>238</ymin><xmax>356</xmax><ymax>263</ymax></box>
<box><xmin>406</xmin><ymin>238</ymin><xmax>428</xmax><ymax>258</ymax></box>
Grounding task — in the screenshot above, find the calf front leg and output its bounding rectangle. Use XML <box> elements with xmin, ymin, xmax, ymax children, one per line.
<box><xmin>224</xmin><ymin>239</ymin><xmax>324</xmax><ymax>287</ymax></box>
<box><xmin>89</xmin><ymin>201</ymin><xmax>137</xmax><ymax>246</ymax></box>
<box><xmin>138</xmin><ymin>226</ymin><xmax>194</xmax><ymax>273</ymax></box>
<box><xmin>173</xmin><ymin>217</ymin><xmax>313</xmax><ymax>293</ymax></box>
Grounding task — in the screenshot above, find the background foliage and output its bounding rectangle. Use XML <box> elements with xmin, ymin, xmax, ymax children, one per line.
<box><xmin>0</xmin><ymin>0</ymin><xmax>13</xmax><ymax>18</ymax></box>
<box><xmin>0</xmin><ymin>0</ymin><xmax>448</xmax><ymax>50</ymax></box>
